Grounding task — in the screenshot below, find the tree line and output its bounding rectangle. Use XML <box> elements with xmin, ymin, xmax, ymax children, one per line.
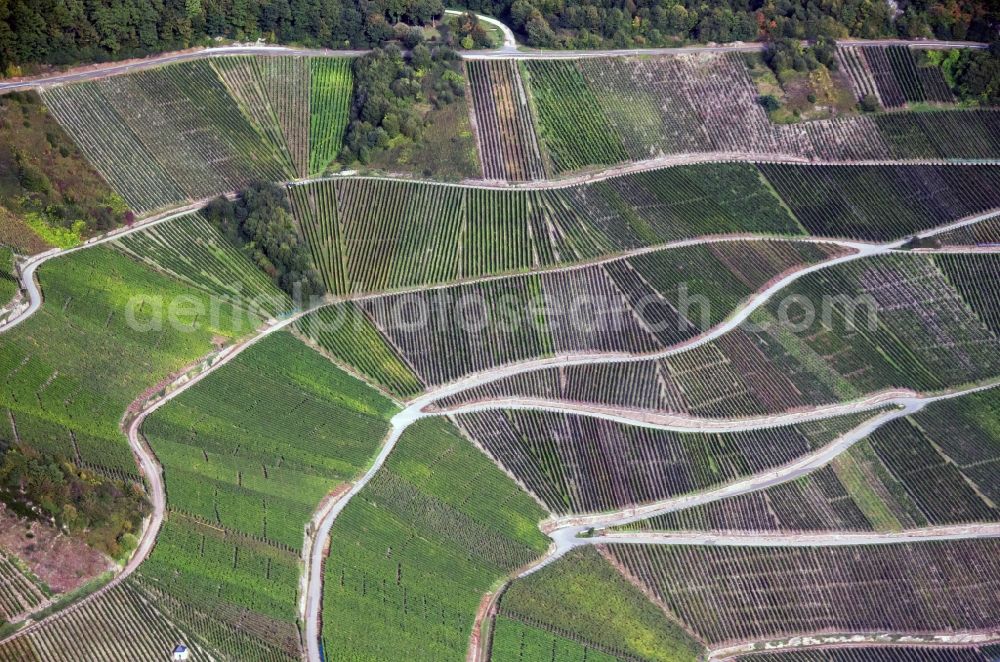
<box><xmin>0</xmin><ymin>0</ymin><xmax>444</xmax><ymax>76</ymax></box>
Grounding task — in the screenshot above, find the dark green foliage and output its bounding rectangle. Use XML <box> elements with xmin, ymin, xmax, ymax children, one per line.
<box><xmin>860</xmin><ymin>93</ymin><xmax>880</xmax><ymax>112</ymax></box>
<box><xmin>0</xmin><ymin>444</ymin><xmax>148</xmax><ymax>558</ymax></box>
<box><xmin>204</xmin><ymin>183</ymin><xmax>324</xmax><ymax>301</ymax></box>
<box><xmin>448</xmin><ymin>11</ymin><xmax>495</xmax><ymax>48</ymax></box>
<box><xmin>759</xmin><ymin>94</ymin><xmax>781</xmax><ymax>112</ymax></box>
<box><xmin>938</xmin><ymin>42</ymin><xmax>1000</xmax><ymax>104</ymax></box>
<box><xmin>340</xmin><ymin>44</ymin><xmax>466</xmax><ymax>165</ymax></box>
<box><xmin>456</xmin><ymin>0</ymin><xmax>996</xmax><ymax>48</ymax></box>
<box><xmin>0</xmin><ymin>0</ymin><xmax>447</xmax><ymax>74</ymax></box>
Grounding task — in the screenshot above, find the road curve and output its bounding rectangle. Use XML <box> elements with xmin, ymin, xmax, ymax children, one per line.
<box><xmin>0</xmin><ymin>304</ymin><xmax>319</xmax><ymax>647</ymax></box>
<box><xmin>445</xmin><ymin>10</ymin><xmax>518</xmax><ymax>51</ymax></box>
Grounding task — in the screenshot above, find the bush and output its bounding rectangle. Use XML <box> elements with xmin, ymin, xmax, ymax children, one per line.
<box><xmin>859</xmin><ymin>94</ymin><xmax>880</xmax><ymax>112</ymax></box>
<box><xmin>759</xmin><ymin>94</ymin><xmax>781</xmax><ymax>112</ymax></box>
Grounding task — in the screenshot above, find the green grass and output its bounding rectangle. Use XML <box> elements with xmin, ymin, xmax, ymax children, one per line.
<box><xmin>321</xmin><ymin>417</ymin><xmax>549</xmax><ymax>661</ymax></box>
<box><xmin>309</xmin><ymin>58</ymin><xmax>353</xmax><ymax>175</ymax></box>
<box><xmin>497</xmin><ymin>547</ymin><xmax>703</xmax><ymax>662</ymax></box>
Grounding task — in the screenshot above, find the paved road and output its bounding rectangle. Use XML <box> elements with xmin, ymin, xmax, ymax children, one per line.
<box><xmin>0</xmin><ymin>34</ymin><xmax>986</xmax><ymax>92</ymax></box>
<box><xmin>445</xmin><ymin>9</ymin><xmax>519</xmax><ymax>51</ymax></box>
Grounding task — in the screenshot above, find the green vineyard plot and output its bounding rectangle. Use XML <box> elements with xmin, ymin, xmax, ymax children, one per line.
<box><xmin>321</xmin><ymin>418</ymin><xmax>549</xmax><ymax>661</ymax></box>
<box><xmin>113</xmin><ymin>212</ymin><xmax>293</xmax><ymax>318</ymax></box>
<box><xmin>495</xmin><ymin>547</ymin><xmax>701</xmax><ymax>662</ymax></box>
<box><xmin>456</xmin><ymin>409</ymin><xmax>883</xmax><ymax>515</ymax></box>
<box><xmin>309</xmin><ymin>58</ymin><xmax>353</xmax><ymax>176</ymax></box>
<box><xmin>139</xmin><ymin>330</ymin><xmax>397</xmax><ymax>655</ymax></box>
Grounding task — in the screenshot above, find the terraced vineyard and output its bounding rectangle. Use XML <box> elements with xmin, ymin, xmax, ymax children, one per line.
<box><xmin>288</xmin><ymin>165</ymin><xmax>806</xmax><ymax>295</ymax></box>
<box><xmin>0</xmin><ymin>580</ymin><xmax>208</xmax><ymax>660</ymax></box>
<box><xmin>0</xmin><ymin>552</ymin><xmax>48</xmax><ymax>623</ymax></box>
<box><xmin>838</xmin><ymin>46</ymin><xmax>954</xmax><ymax>109</ymax></box>
<box><xmin>625</xmin><ymin>389</ymin><xmax>1000</xmax><ymax>534</ymax></box>
<box><xmin>455</xmin><ymin>409</ymin><xmax>882</xmax><ymax>515</ymax></box>
<box><xmin>467</xmin><ymin>60</ymin><xmax>546</xmax><ymax>181</ymax></box>
<box><xmin>605</xmin><ymin>540</ymin><xmax>1000</xmax><ymax>645</ymax></box>
<box><xmin>2</xmin><ymin>34</ymin><xmax>1000</xmax><ymax>662</ymax></box>
<box><xmin>518</xmin><ymin>53</ymin><xmax>1000</xmax><ymax>172</ymax></box>
<box><xmin>308</xmin><ymin>58</ymin><xmax>353</xmax><ymax>176</ymax></box>
<box><xmin>112</xmin><ymin>212</ymin><xmax>293</xmax><ymax>317</ymax></box>
<box><xmin>138</xmin><ymin>331</ymin><xmax>397</xmax><ymax>656</ymax></box>
<box><xmin>361</xmin><ymin>239</ymin><xmax>845</xmax><ymax>386</ymax></box>
<box><xmin>321</xmin><ymin>418</ymin><xmax>549</xmax><ymax>661</ymax></box>
<box><xmin>444</xmin><ymin>253</ymin><xmax>1000</xmax><ymax>417</ymax></box>
<box><xmin>493</xmin><ymin>547</ymin><xmax>701</xmax><ymax>662</ymax></box>
<box><xmin>758</xmin><ymin>164</ymin><xmax>1000</xmax><ymax>241</ymax></box>
<box><xmin>41</xmin><ymin>61</ymin><xmax>289</xmax><ymax>211</ymax></box>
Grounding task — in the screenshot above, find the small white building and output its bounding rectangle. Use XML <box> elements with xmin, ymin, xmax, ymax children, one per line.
<box><xmin>172</xmin><ymin>644</ymin><xmax>190</xmax><ymax>661</ymax></box>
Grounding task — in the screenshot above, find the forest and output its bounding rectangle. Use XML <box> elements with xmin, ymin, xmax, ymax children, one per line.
<box><xmin>2</xmin><ymin>0</ymin><xmax>998</xmax><ymax>74</ymax></box>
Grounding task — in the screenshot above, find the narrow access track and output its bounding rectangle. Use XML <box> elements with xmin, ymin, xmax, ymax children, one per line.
<box><xmin>0</xmin><ymin>36</ymin><xmax>986</xmax><ymax>93</ymax></box>
<box><xmin>709</xmin><ymin>630</ymin><xmax>1000</xmax><ymax>660</ymax></box>
<box><xmin>3</xmin><ymin>176</ymin><xmax>999</xmax><ymax>658</ymax></box>
<box><xmin>0</xmin><ymin>305</ymin><xmax>322</xmax><ymax>647</ymax></box>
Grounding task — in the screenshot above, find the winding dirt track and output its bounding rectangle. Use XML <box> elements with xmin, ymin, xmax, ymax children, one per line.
<box><xmin>1</xmin><ymin>172</ymin><xmax>999</xmax><ymax>658</ymax></box>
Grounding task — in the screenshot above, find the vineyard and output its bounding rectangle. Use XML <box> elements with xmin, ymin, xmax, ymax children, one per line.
<box><xmin>757</xmin><ymin>164</ymin><xmax>1000</xmax><ymax>241</ymax></box>
<box><xmin>113</xmin><ymin>212</ymin><xmax>293</xmax><ymax>317</ymax></box>
<box><xmin>514</xmin><ymin>53</ymin><xmax>1000</xmax><ymax>172</ymax></box>
<box><xmin>212</xmin><ymin>56</ymin><xmax>309</xmax><ymax>177</ymax></box>
<box><xmin>444</xmin><ymin>253</ymin><xmax>1000</xmax><ymax>417</ymax></box>
<box><xmin>358</xmin><ymin>239</ymin><xmax>845</xmax><ymax>386</ymax></box>
<box><xmin>138</xmin><ymin>330</ymin><xmax>397</xmax><ymax>654</ymax></box>
<box><xmin>38</xmin><ymin>56</ymin><xmax>352</xmax><ymax>212</ymax></box>
<box><xmin>739</xmin><ymin>647</ymin><xmax>1000</xmax><ymax>661</ymax></box>
<box><xmin>0</xmin><ymin>551</ymin><xmax>48</xmax><ymax>623</ymax></box>
<box><xmin>321</xmin><ymin>418</ymin><xmax>548</xmax><ymax>661</ymax></box>
<box><xmin>0</xmin><ymin>248</ymin><xmax>255</xmax><ymax>479</ymax></box>
<box><xmin>3</xmin><ymin>36</ymin><xmax>1000</xmax><ymax>662</ymax></box>
<box><xmin>605</xmin><ymin>540</ymin><xmax>1000</xmax><ymax>645</ymax></box>
<box><xmin>935</xmin><ymin>215</ymin><xmax>1000</xmax><ymax>246</ymax></box>
<box><xmin>0</xmin><ymin>580</ymin><xmax>208</xmax><ymax>660</ymax></box>
<box><xmin>493</xmin><ymin>547</ymin><xmax>700</xmax><ymax>662</ymax></box>
<box><xmin>454</xmin><ymin>409</ymin><xmax>881</xmax><ymax>515</ymax></box>
<box><xmin>143</xmin><ymin>331</ymin><xmax>396</xmax><ymax>550</ymax></box>
<box><xmin>294</xmin><ymin>303</ymin><xmax>425</xmax><ymax>399</ymax></box>
<box><xmin>467</xmin><ymin>60</ymin><xmax>546</xmax><ymax>181</ymax></box>
<box><xmin>309</xmin><ymin>58</ymin><xmax>353</xmax><ymax>176</ymax></box>
<box><xmin>288</xmin><ymin>164</ymin><xmax>804</xmax><ymax>295</ymax></box>
<box><xmin>838</xmin><ymin>46</ymin><xmax>953</xmax><ymax>109</ymax></box>
<box><xmin>41</xmin><ymin>61</ymin><xmax>289</xmax><ymax>211</ymax></box>
<box><xmin>627</xmin><ymin>386</ymin><xmax>1000</xmax><ymax>534</ymax></box>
